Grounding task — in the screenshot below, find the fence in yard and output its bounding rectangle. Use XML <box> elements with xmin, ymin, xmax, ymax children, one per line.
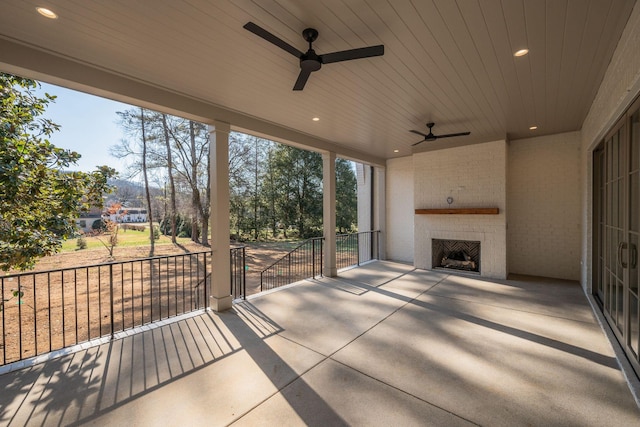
<box><xmin>0</xmin><ymin>247</ymin><xmax>246</xmax><ymax>366</ymax></box>
<box><xmin>260</xmin><ymin>230</ymin><xmax>380</xmax><ymax>291</ymax></box>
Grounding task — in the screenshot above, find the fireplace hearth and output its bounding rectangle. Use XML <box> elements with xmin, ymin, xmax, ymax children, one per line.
<box><xmin>432</xmin><ymin>239</ymin><xmax>480</xmax><ymax>273</ymax></box>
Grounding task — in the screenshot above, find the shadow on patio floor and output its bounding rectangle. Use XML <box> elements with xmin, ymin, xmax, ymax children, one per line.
<box><xmin>0</xmin><ymin>261</ymin><xmax>638</xmax><ymax>426</ymax></box>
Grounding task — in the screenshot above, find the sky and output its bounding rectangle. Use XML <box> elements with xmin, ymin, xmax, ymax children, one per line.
<box><xmin>35</xmin><ymin>82</ymin><xmax>132</xmax><ymax>173</ymax></box>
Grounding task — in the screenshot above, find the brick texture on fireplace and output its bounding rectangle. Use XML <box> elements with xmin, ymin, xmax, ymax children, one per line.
<box><xmin>413</xmin><ymin>140</ymin><xmax>508</xmax><ymax>279</ymax></box>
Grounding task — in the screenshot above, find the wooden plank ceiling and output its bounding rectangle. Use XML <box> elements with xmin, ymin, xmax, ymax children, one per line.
<box><xmin>0</xmin><ymin>0</ymin><xmax>636</xmax><ymax>162</ymax></box>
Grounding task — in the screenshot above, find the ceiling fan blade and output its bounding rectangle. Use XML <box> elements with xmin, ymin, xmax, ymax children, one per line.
<box><xmin>321</xmin><ymin>45</ymin><xmax>384</xmax><ymax>64</ymax></box>
<box><xmin>435</xmin><ymin>131</ymin><xmax>471</xmax><ymax>139</ymax></box>
<box><xmin>243</xmin><ymin>22</ymin><xmax>303</xmax><ymax>58</ymax></box>
<box><xmin>410</xmin><ymin>130</ymin><xmax>428</xmax><ymax>138</ymax></box>
<box><xmin>412</xmin><ymin>139</ymin><xmax>426</xmax><ymax>146</ymax></box>
<box><xmin>293</xmin><ymin>68</ymin><xmax>312</xmax><ymax>90</ymax></box>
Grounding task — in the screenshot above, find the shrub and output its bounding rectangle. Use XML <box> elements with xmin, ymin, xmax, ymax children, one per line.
<box><xmin>161</xmin><ymin>214</ymin><xmax>192</xmax><ymax>237</ymax></box>
<box><xmin>76</xmin><ymin>236</ymin><xmax>87</xmax><ymax>250</ymax></box>
<box><xmin>122</xmin><ymin>224</ymin><xmax>145</xmax><ymax>232</ymax></box>
<box><xmin>91</xmin><ymin>219</ymin><xmax>107</xmax><ymax>232</ymax></box>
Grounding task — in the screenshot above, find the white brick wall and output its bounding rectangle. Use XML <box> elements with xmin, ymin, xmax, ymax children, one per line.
<box><xmin>413</xmin><ymin>140</ymin><xmax>508</xmax><ymax>279</ymax></box>
<box><xmin>385</xmin><ymin>4</ymin><xmax>640</xmax><ymax>285</ymax></box>
<box><xmin>507</xmin><ymin>132</ymin><xmax>581</xmax><ymax>280</ymax></box>
<box><xmin>581</xmin><ymin>3</ymin><xmax>640</xmax><ymax>290</ymax></box>
<box><xmin>386</xmin><ymin>157</ymin><xmax>414</xmax><ymax>263</ymax></box>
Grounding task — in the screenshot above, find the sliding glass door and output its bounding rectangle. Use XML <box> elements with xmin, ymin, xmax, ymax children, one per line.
<box><xmin>594</xmin><ymin>96</ymin><xmax>640</xmax><ymax>376</ymax></box>
<box><xmin>627</xmin><ymin>105</ymin><xmax>640</xmax><ymax>363</ymax></box>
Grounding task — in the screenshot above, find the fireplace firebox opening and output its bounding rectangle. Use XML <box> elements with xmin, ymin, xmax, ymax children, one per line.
<box><xmin>432</xmin><ymin>239</ymin><xmax>480</xmax><ymax>274</ymax></box>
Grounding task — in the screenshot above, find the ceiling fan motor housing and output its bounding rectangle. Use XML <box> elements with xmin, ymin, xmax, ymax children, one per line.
<box><xmin>301</xmin><ymin>50</ymin><xmax>322</xmax><ymax>71</ymax></box>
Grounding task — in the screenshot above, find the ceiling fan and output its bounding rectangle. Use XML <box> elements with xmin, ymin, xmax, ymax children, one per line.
<box><xmin>410</xmin><ymin>122</ymin><xmax>471</xmax><ymax>146</ymax></box>
<box><xmin>243</xmin><ymin>22</ymin><xmax>384</xmax><ymax>91</ymax></box>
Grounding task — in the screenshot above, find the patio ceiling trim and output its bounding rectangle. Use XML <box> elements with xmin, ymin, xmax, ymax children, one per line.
<box><xmin>0</xmin><ymin>36</ymin><xmax>385</xmax><ymax>167</ymax></box>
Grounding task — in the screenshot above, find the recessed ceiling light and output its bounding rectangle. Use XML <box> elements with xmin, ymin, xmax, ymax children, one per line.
<box><xmin>312</xmin><ymin>117</ymin><xmax>320</xmax><ymax>121</ymax></box>
<box><xmin>393</xmin><ymin>149</ymin><xmax>399</xmax><ymax>153</ymax></box>
<box><xmin>36</xmin><ymin>7</ymin><xmax>58</xmax><ymax>19</ymax></box>
<box><xmin>529</xmin><ymin>126</ymin><xmax>538</xmax><ymax>130</ymax></box>
<box><xmin>514</xmin><ymin>49</ymin><xmax>529</xmax><ymax>57</ymax></box>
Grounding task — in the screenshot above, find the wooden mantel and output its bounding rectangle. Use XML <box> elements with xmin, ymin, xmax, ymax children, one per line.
<box><xmin>415</xmin><ymin>208</ymin><xmax>499</xmax><ymax>215</ymax></box>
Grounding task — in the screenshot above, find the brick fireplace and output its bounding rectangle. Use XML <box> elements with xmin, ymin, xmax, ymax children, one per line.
<box><xmin>413</xmin><ymin>140</ymin><xmax>508</xmax><ymax>279</ymax></box>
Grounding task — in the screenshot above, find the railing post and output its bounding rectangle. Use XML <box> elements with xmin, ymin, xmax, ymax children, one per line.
<box><xmin>229</xmin><ymin>248</ymin><xmax>234</xmax><ymax>297</ymax></box>
<box><xmin>370</xmin><ymin>231</ymin><xmax>374</xmax><ymax>260</ymax></box>
<box><xmin>242</xmin><ymin>247</ymin><xmax>246</xmax><ymax>299</ymax></box>
<box><xmin>203</xmin><ymin>252</ymin><xmax>207</xmax><ymax>308</ymax></box>
<box><xmin>1</xmin><ymin>279</ymin><xmax>5</xmax><ymax>365</ymax></box>
<box><xmin>320</xmin><ymin>238</ymin><xmax>324</xmax><ymax>277</ymax></box>
<box><xmin>109</xmin><ymin>263</ymin><xmax>115</xmax><ymax>340</ymax></box>
<box><xmin>357</xmin><ymin>233</ymin><xmax>360</xmax><ymax>266</ymax></box>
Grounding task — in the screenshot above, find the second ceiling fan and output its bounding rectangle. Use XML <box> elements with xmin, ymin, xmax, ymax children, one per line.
<box><xmin>410</xmin><ymin>122</ymin><xmax>471</xmax><ymax>146</ymax></box>
<box><xmin>243</xmin><ymin>22</ymin><xmax>384</xmax><ymax>91</ymax></box>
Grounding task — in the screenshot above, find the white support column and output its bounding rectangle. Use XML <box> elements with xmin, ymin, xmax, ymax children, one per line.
<box><xmin>208</xmin><ymin>121</ymin><xmax>233</xmax><ymax>311</ymax></box>
<box><xmin>373</xmin><ymin>166</ymin><xmax>386</xmax><ymax>260</ymax></box>
<box><xmin>323</xmin><ymin>152</ymin><xmax>337</xmax><ymax>277</ymax></box>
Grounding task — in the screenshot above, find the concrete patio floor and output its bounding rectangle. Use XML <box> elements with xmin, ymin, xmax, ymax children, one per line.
<box><xmin>1</xmin><ymin>261</ymin><xmax>639</xmax><ymax>426</ymax></box>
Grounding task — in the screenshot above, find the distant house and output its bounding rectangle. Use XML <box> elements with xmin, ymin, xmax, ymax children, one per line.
<box><xmin>75</xmin><ymin>206</ymin><xmax>104</xmax><ymax>233</ymax></box>
<box><xmin>76</xmin><ymin>204</ymin><xmax>148</xmax><ymax>232</ymax></box>
<box><xmin>108</xmin><ymin>207</ymin><xmax>147</xmax><ymax>223</ymax></box>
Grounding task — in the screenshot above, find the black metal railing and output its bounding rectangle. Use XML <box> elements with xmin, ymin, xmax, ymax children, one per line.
<box><xmin>260</xmin><ymin>237</ymin><xmax>324</xmax><ymax>291</ymax></box>
<box><xmin>336</xmin><ymin>230</ymin><xmax>380</xmax><ymax>270</ymax></box>
<box><xmin>0</xmin><ymin>247</ymin><xmax>246</xmax><ymax>366</ymax></box>
<box><xmin>230</xmin><ymin>246</ymin><xmax>246</xmax><ymax>300</ymax></box>
<box><xmin>259</xmin><ymin>231</ymin><xmax>381</xmax><ymax>291</ymax></box>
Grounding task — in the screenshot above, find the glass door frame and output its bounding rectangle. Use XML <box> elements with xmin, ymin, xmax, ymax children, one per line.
<box><xmin>592</xmin><ymin>94</ymin><xmax>640</xmax><ymax>377</ymax></box>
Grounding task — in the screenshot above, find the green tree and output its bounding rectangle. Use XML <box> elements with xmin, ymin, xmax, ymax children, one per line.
<box><xmin>336</xmin><ymin>159</ymin><xmax>357</xmax><ymax>233</ymax></box>
<box><xmin>228</xmin><ymin>132</ymin><xmax>272</xmax><ymax>240</ymax></box>
<box><xmin>269</xmin><ymin>145</ymin><xmax>323</xmax><ymax>238</ymax></box>
<box><xmin>0</xmin><ymin>73</ymin><xmax>116</xmax><ymax>271</ymax></box>
<box><xmin>263</xmin><ymin>143</ymin><xmax>280</xmax><ymax>237</ymax></box>
<box><xmin>228</xmin><ymin>132</ymin><xmax>252</xmax><ymax>239</ymax></box>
